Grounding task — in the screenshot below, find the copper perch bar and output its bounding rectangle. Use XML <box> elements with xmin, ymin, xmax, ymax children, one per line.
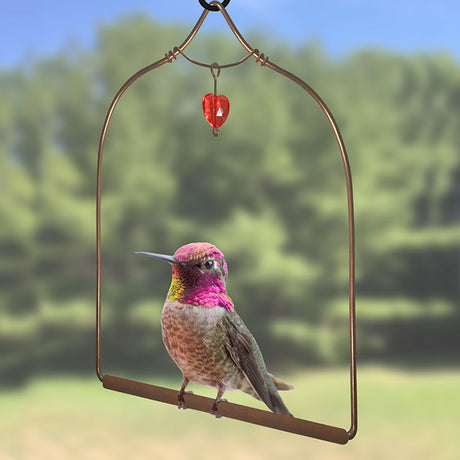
<box><xmin>103</xmin><ymin>375</ymin><xmax>349</xmax><ymax>444</ymax></box>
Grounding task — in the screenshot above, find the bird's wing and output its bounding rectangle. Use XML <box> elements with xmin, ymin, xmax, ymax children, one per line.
<box><xmin>222</xmin><ymin>310</ymin><xmax>291</xmax><ymax>415</ymax></box>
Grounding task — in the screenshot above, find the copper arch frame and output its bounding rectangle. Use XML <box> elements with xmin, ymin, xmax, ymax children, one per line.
<box><xmin>96</xmin><ymin>1</ymin><xmax>357</xmax><ymax>445</ymax></box>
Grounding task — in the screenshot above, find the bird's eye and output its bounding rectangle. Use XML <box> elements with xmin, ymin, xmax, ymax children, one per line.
<box><xmin>204</xmin><ymin>260</ymin><xmax>214</xmax><ymax>270</ymax></box>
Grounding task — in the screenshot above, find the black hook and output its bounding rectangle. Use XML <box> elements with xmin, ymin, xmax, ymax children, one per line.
<box><xmin>199</xmin><ymin>0</ymin><xmax>230</xmax><ymax>12</ymax></box>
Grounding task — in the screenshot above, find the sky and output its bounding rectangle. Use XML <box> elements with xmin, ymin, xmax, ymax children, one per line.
<box><xmin>1</xmin><ymin>0</ymin><xmax>459</xmax><ymax>67</ymax></box>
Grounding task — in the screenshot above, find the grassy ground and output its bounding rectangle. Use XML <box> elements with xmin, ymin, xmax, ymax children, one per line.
<box><xmin>1</xmin><ymin>366</ymin><xmax>459</xmax><ymax>460</ymax></box>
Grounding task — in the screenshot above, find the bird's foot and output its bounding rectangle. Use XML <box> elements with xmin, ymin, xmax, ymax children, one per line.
<box><xmin>177</xmin><ymin>390</ymin><xmax>194</xmax><ymax>410</ymax></box>
<box><xmin>210</xmin><ymin>398</ymin><xmax>228</xmax><ymax>418</ymax></box>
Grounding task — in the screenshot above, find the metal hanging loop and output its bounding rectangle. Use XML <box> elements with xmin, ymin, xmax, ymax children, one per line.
<box><xmin>210</xmin><ymin>62</ymin><xmax>220</xmax><ymax>95</ymax></box>
<box><xmin>199</xmin><ymin>0</ymin><xmax>230</xmax><ymax>11</ymax></box>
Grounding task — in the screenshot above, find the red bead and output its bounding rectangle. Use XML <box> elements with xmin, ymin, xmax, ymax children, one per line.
<box><xmin>202</xmin><ymin>94</ymin><xmax>230</xmax><ymax>129</ymax></box>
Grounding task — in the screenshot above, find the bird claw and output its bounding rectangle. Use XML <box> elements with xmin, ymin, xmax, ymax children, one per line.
<box><xmin>178</xmin><ymin>400</ymin><xmax>187</xmax><ymax>410</ymax></box>
<box><xmin>210</xmin><ymin>398</ymin><xmax>228</xmax><ymax>418</ymax></box>
<box><xmin>177</xmin><ymin>390</ymin><xmax>194</xmax><ymax>410</ymax></box>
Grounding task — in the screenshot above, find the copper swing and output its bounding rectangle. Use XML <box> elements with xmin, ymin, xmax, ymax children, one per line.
<box><xmin>96</xmin><ymin>0</ymin><xmax>357</xmax><ymax>445</ymax></box>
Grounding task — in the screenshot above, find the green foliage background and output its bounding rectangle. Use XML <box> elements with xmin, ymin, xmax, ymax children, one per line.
<box><xmin>1</xmin><ymin>17</ymin><xmax>459</xmax><ymax>384</ymax></box>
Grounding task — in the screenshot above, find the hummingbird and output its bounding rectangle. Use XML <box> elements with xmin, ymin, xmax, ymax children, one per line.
<box><xmin>137</xmin><ymin>242</ymin><xmax>293</xmax><ymax>417</ymax></box>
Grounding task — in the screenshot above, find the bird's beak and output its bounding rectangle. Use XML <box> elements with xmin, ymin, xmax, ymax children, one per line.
<box><xmin>136</xmin><ymin>251</ymin><xmax>178</xmax><ymax>264</ymax></box>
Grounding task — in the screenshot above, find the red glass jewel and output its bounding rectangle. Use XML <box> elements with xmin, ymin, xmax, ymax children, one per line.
<box><xmin>202</xmin><ymin>94</ymin><xmax>230</xmax><ymax>128</ymax></box>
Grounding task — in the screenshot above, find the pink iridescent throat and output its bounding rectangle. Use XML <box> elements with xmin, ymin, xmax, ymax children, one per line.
<box><xmin>168</xmin><ymin>267</ymin><xmax>234</xmax><ymax>312</ymax></box>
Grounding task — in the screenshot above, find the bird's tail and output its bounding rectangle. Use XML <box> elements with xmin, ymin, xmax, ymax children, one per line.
<box><xmin>267</xmin><ymin>374</ymin><xmax>294</xmax><ymax>417</ymax></box>
<box><xmin>268</xmin><ymin>372</ymin><xmax>294</xmax><ymax>391</ymax></box>
<box><xmin>242</xmin><ymin>373</ymin><xmax>294</xmax><ymax>416</ymax></box>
